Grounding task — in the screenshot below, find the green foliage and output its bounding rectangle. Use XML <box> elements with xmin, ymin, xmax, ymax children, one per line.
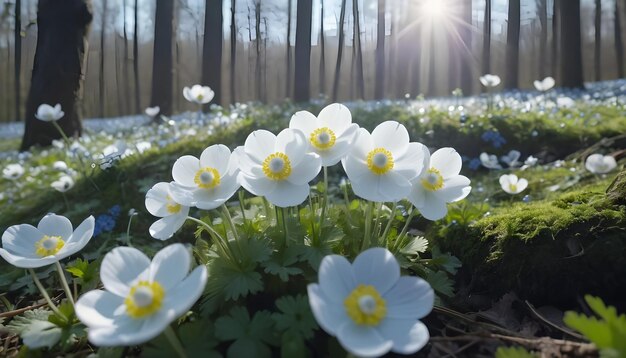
<box><xmin>6</xmin><ymin>309</ymin><xmax>61</xmax><ymax>349</ymax></box>
<box><xmin>495</xmin><ymin>346</ymin><xmax>537</xmax><ymax>358</ymax></box>
<box><xmin>65</xmin><ymin>258</ymin><xmax>100</xmax><ymax>293</ymax></box>
<box><xmin>271</xmin><ymin>295</ymin><xmax>318</xmax><ymax>340</ymax></box>
<box><xmin>215</xmin><ymin>306</ymin><xmax>279</xmax><ymax>358</ymax></box>
<box><xmin>142</xmin><ymin>321</ymin><xmax>220</xmax><ymax>358</ymax></box>
<box><xmin>564</xmin><ymin>295</ymin><xmax>626</xmax><ymax>358</ymax></box>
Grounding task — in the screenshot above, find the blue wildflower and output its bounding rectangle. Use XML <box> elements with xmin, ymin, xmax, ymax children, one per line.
<box><xmin>468</xmin><ymin>158</ymin><xmax>482</xmax><ymax>170</ymax></box>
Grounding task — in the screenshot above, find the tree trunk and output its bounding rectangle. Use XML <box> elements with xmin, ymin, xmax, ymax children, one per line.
<box><xmin>20</xmin><ymin>0</ymin><xmax>93</xmax><ymax>150</ymax></box>
<box><xmin>150</xmin><ymin>0</ymin><xmax>174</xmax><ymax>115</ymax></box>
<box><xmin>122</xmin><ymin>0</ymin><xmax>130</xmax><ymax>114</ymax></box>
<box><xmin>254</xmin><ymin>1</ymin><xmax>262</xmax><ymax>101</ymax></box>
<box><xmin>459</xmin><ymin>0</ymin><xmax>473</xmax><ymax>93</ymax></box>
<box><xmin>14</xmin><ymin>0</ymin><xmax>22</xmax><ymax>122</ymax></box>
<box><xmin>560</xmin><ymin>0</ymin><xmax>584</xmax><ymax>88</ymax></box>
<box><xmin>482</xmin><ymin>0</ymin><xmax>491</xmax><ymax>76</ymax></box>
<box><xmin>133</xmin><ymin>0</ymin><xmax>140</xmax><ymax>113</ymax></box>
<box><xmin>230</xmin><ymin>0</ymin><xmax>236</xmax><ymax>103</ymax></box>
<box><xmin>538</xmin><ymin>0</ymin><xmax>547</xmax><ymax>78</ymax></box>
<box><xmin>594</xmin><ymin>0</ymin><xmax>602</xmax><ymax>81</ymax></box>
<box><xmin>616</xmin><ymin>0</ymin><xmax>625</xmax><ymax>78</ymax></box>
<box><xmin>375</xmin><ymin>0</ymin><xmax>385</xmax><ymax>99</ymax></box>
<box><xmin>331</xmin><ymin>0</ymin><xmax>347</xmax><ymax>101</ymax></box>
<box><xmin>293</xmin><ymin>0</ymin><xmax>312</xmax><ymax>102</ymax></box>
<box><xmin>202</xmin><ymin>0</ymin><xmax>223</xmax><ymax>107</ymax></box>
<box><xmin>286</xmin><ymin>0</ymin><xmax>292</xmax><ymax>97</ymax></box>
<box><xmin>319</xmin><ymin>0</ymin><xmax>326</xmax><ymax>95</ymax></box>
<box><xmin>99</xmin><ymin>0</ymin><xmax>107</xmax><ymax>118</ymax></box>
<box><xmin>505</xmin><ymin>0</ymin><xmax>520</xmax><ymax>89</ymax></box>
<box><xmin>551</xmin><ymin>0</ymin><xmax>560</xmax><ymax>79</ymax></box>
<box><xmin>353</xmin><ymin>0</ymin><xmax>365</xmax><ymax>99</ymax></box>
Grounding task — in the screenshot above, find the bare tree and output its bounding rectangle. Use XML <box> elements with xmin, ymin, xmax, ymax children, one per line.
<box><xmin>285</xmin><ymin>0</ymin><xmax>292</xmax><ymax>97</ymax></box>
<box><xmin>230</xmin><ymin>0</ymin><xmax>237</xmax><ymax>103</ymax></box>
<box><xmin>560</xmin><ymin>0</ymin><xmax>584</xmax><ymax>88</ymax></box>
<box><xmin>505</xmin><ymin>0</ymin><xmax>520</xmax><ymax>89</ymax></box>
<box><xmin>150</xmin><ymin>0</ymin><xmax>174</xmax><ymax>115</ymax></box>
<box><xmin>538</xmin><ymin>0</ymin><xmax>547</xmax><ymax>78</ymax></box>
<box><xmin>551</xmin><ymin>0</ymin><xmax>560</xmax><ymax>78</ymax></box>
<box><xmin>353</xmin><ymin>0</ymin><xmax>365</xmax><ymax>99</ymax></box>
<box><xmin>319</xmin><ymin>0</ymin><xmax>326</xmax><ymax>95</ymax></box>
<box><xmin>21</xmin><ymin>0</ymin><xmax>93</xmax><ymax>150</ymax></box>
<box><xmin>122</xmin><ymin>0</ymin><xmax>131</xmax><ymax>114</ymax></box>
<box><xmin>202</xmin><ymin>0</ymin><xmax>223</xmax><ymax>106</ymax></box>
<box><xmin>594</xmin><ymin>0</ymin><xmax>602</xmax><ymax>81</ymax></box>
<box><xmin>375</xmin><ymin>0</ymin><xmax>385</xmax><ymax>99</ymax></box>
<box><xmin>293</xmin><ymin>0</ymin><xmax>312</xmax><ymax>102</ymax></box>
<box><xmin>133</xmin><ymin>0</ymin><xmax>140</xmax><ymax>112</ymax></box>
<box><xmin>332</xmin><ymin>0</ymin><xmax>347</xmax><ymax>101</ymax></box>
<box><xmin>14</xmin><ymin>0</ymin><xmax>21</xmax><ymax>122</ymax></box>
<box><xmin>616</xmin><ymin>0</ymin><xmax>624</xmax><ymax>78</ymax></box>
<box><xmin>99</xmin><ymin>0</ymin><xmax>107</xmax><ymax>118</ymax></box>
<box><xmin>254</xmin><ymin>0</ymin><xmax>262</xmax><ymax>101</ymax></box>
<box><xmin>459</xmin><ymin>0</ymin><xmax>473</xmax><ymax>93</ymax></box>
<box><xmin>482</xmin><ymin>0</ymin><xmax>491</xmax><ymax>76</ymax></box>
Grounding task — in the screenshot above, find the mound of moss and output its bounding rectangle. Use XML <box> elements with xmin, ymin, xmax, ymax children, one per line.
<box><xmin>433</xmin><ymin>170</ymin><xmax>626</xmax><ymax>306</ymax></box>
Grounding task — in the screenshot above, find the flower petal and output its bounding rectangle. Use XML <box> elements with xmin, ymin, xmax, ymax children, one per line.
<box><xmin>37</xmin><ymin>214</ymin><xmax>73</xmax><ymax>241</ymax></box>
<box><xmin>433</xmin><ymin>175</ymin><xmax>471</xmax><ymax>203</ymax></box>
<box><xmin>149</xmin><ymin>210</ymin><xmax>189</xmax><ymax>240</ymax></box>
<box><xmin>145</xmin><ymin>182</ymin><xmax>172</xmax><ymax>217</ymax></box>
<box><xmin>75</xmin><ymin>290</ymin><xmax>125</xmax><ymax>328</ymax></box>
<box><xmin>352</xmin><ymin>248</ymin><xmax>400</xmax><ymax>295</ymax></box>
<box><xmin>287</xmin><ymin>153</ymin><xmax>321</xmax><ymax>185</ymax></box>
<box><xmin>384</xmin><ymin>276</ymin><xmax>434</xmax><ymax>319</ymax></box>
<box><xmin>2</xmin><ymin>224</ymin><xmax>43</xmax><ymax>257</ymax></box>
<box><xmin>318</xmin><ymin>254</ymin><xmax>355</xmax><ymax>303</ymax></box>
<box><xmin>61</xmin><ymin>216</ymin><xmax>95</xmax><ymax>257</ymax></box>
<box><xmin>336</xmin><ymin>322</ymin><xmax>393</xmax><ymax>358</ymax></box>
<box><xmin>100</xmin><ymin>246</ymin><xmax>151</xmax><ymax>297</ymax></box>
<box><xmin>378</xmin><ymin>171</ymin><xmax>411</xmax><ymax>203</ymax></box>
<box><xmin>371</xmin><ymin>121</ymin><xmax>409</xmax><ymax>157</ymax></box>
<box><xmin>244</xmin><ymin>130</ymin><xmax>276</xmax><ymax>164</ymax></box>
<box><xmin>430</xmin><ymin>148</ymin><xmax>462</xmax><ymax>178</ymax></box>
<box><xmin>416</xmin><ymin>192</ymin><xmax>448</xmax><ymax>221</ymax></box>
<box><xmin>317</xmin><ymin>103</ymin><xmax>352</xmax><ymax>136</ymax></box>
<box><xmin>238</xmin><ymin>173</ymin><xmax>277</xmax><ymax>196</ymax></box>
<box><xmin>199</xmin><ymin>144</ymin><xmax>231</xmax><ymax>174</ymax></box>
<box><xmin>264</xmin><ymin>181</ymin><xmax>310</xmax><ymax>207</ymax></box>
<box><xmin>162</xmin><ymin>265</ymin><xmax>208</xmax><ymax>317</ymax></box>
<box><xmin>307</xmin><ymin>284</ymin><xmax>350</xmax><ymax>336</ymax></box>
<box><xmin>407</xmin><ymin>183</ymin><xmax>426</xmax><ymax>208</ymax></box>
<box><xmin>394</xmin><ymin>142</ymin><xmax>429</xmax><ymax>180</ymax></box>
<box><xmin>377</xmin><ymin>318</ymin><xmax>430</xmax><ymax>355</ymax></box>
<box><xmin>172</xmin><ymin>156</ymin><xmax>200</xmax><ymax>187</ymax></box>
<box><xmin>275</xmin><ymin>128</ymin><xmax>307</xmax><ymax>166</ymax></box>
<box><xmin>289</xmin><ymin>110</ymin><xmax>318</xmax><ymax>136</ymax></box>
<box><xmin>149</xmin><ymin>243</ymin><xmax>191</xmax><ymax>291</ymax></box>
<box><xmin>0</xmin><ymin>249</ymin><xmax>57</xmax><ymax>268</ymax></box>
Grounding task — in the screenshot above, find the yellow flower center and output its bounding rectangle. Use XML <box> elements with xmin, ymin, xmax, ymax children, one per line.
<box><xmin>35</xmin><ymin>235</ymin><xmax>65</xmax><ymax>257</ymax></box>
<box><xmin>262</xmin><ymin>152</ymin><xmax>292</xmax><ymax>180</ymax></box>
<box><xmin>509</xmin><ymin>184</ymin><xmax>518</xmax><ymax>192</ymax></box>
<box><xmin>344</xmin><ymin>285</ymin><xmax>387</xmax><ymax>326</ymax></box>
<box><xmin>366</xmin><ymin>148</ymin><xmax>394</xmax><ymax>175</ymax></box>
<box><xmin>310</xmin><ymin>127</ymin><xmax>336</xmax><ymax>150</ymax></box>
<box><xmin>125</xmin><ymin>281</ymin><xmax>165</xmax><ymax>319</ymax></box>
<box><xmin>194</xmin><ymin>167</ymin><xmax>221</xmax><ymax>189</ymax></box>
<box><xmin>165</xmin><ymin>195</ymin><xmax>182</xmax><ymax>214</ymax></box>
<box><xmin>421</xmin><ymin>168</ymin><xmax>444</xmax><ymax>191</ymax></box>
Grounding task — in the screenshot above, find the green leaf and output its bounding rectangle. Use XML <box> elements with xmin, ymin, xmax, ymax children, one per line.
<box><xmin>400</xmin><ymin>236</ymin><xmax>429</xmax><ymax>256</ymax></box>
<box><xmin>66</xmin><ymin>258</ymin><xmax>100</xmax><ymax>293</ymax></box>
<box><xmin>215</xmin><ymin>307</ymin><xmax>278</xmax><ymax>358</ymax></box>
<box><xmin>6</xmin><ymin>309</ymin><xmax>62</xmax><ymax>349</ymax></box>
<box><xmin>142</xmin><ymin>321</ymin><xmax>220</xmax><ymax>358</ymax></box>
<box><xmin>425</xmin><ymin>271</ymin><xmax>454</xmax><ymax>297</ymax></box>
<box><xmin>430</xmin><ymin>246</ymin><xmax>462</xmax><ymax>275</ymax></box>
<box><xmin>271</xmin><ymin>295</ymin><xmax>318</xmax><ymax>340</ymax></box>
<box><xmin>495</xmin><ymin>346</ymin><xmax>537</xmax><ymax>358</ymax></box>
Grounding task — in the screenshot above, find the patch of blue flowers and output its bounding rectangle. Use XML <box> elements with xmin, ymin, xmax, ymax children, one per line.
<box><xmin>93</xmin><ymin>205</ymin><xmax>121</xmax><ymax>237</ymax></box>
<box><xmin>481</xmin><ymin>130</ymin><xmax>507</xmax><ymax>148</ymax></box>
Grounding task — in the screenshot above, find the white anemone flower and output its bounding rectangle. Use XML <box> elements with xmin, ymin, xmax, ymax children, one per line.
<box><xmin>35</xmin><ymin>104</ymin><xmax>64</xmax><ymax>122</ymax></box>
<box><xmin>145</xmin><ymin>106</ymin><xmax>160</xmax><ymax>117</ymax></box>
<box><xmin>533</xmin><ymin>77</ymin><xmax>555</xmax><ymax>92</ymax></box>
<box><xmin>585</xmin><ymin>154</ymin><xmax>617</xmax><ymax>174</ymax></box>
<box><xmin>75</xmin><ymin>244</ymin><xmax>208</xmax><ymax>347</ymax></box>
<box><xmin>342</xmin><ymin>121</ymin><xmax>428</xmax><ymax>202</ymax></box>
<box><xmin>479</xmin><ymin>152</ymin><xmax>502</xmax><ymax>170</ymax></box>
<box><xmin>308</xmin><ymin>247</ymin><xmax>434</xmax><ymax>358</ymax></box>
<box><xmin>53</xmin><ymin>161</ymin><xmax>68</xmax><ymax>171</ymax></box>
<box><xmin>145</xmin><ymin>182</ymin><xmax>190</xmax><ymax>240</ymax></box>
<box><xmin>0</xmin><ymin>214</ymin><xmax>95</xmax><ymax>268</ymax></box>
<box><xmin>500</xmin><ymin>150</ymin><xmax>521</xmax><ymax>168</ymax></box>
<box><xmin>499</xmin><ymin>174</ymin><xmax>528</xmax><ymax>194</ymax></box>
<box><xmin>289</xmin><ymin>103</ymin><xmax>359</xmax><ymax>166</ymax></box>
<box><xmin>51</xmin><ymin>175</ymin><xmax>75</xmax><ymax>193</ymax></box>
<box><xmin>408</xmin><ymin>148</ymin><xmax>472</xmax><ymax>221</ymax></box>
<box><xmin>479</xmin><ymin>74</ymin><xmax>501</xmax><ymax>88</ymax></box>
<box><xmin>168</xmin><ymin>144</ymin><xmax>240</xmax><ymax>210</ymax></box>
<box><xmin>524</xmin><ymin>155</ymin><xmax>538</xmax><ymax>167</ymax></box>
<box><xmin>238</xmin><ymin>129</ymin><xmax>322</xmax><ymax>207</ymax></box>
<box><xmin>183</xmin><ymin>85</ymin><xmax>214</xmax><ymax>105</ymax></box>
<box><xmin>3</xmin><ymin>163</ymin><xmax>25</xmax><ymax>180</ymax></box>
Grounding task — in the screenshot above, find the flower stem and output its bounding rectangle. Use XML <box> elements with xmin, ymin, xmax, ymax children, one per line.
<box><xmin>380</xmin><ymin>203</ymin><xmax>398</xmax><ymax>247</ymax></box>
<box><xmin>164</xmin><ymin>325</ymin><xmax>188</xmax><ymax>358</ymax></box>
<box><xmin>28</xmin><ymin>269</ymin><xmax>63</xmax><ymax>317</ymax></box>
<box><xmin>51</xmin><ymin>121</ymin><xmax>99</xmax><ymax>191</ymax></box>
<box><xmin>221</xmin><ymin>204</ymin><xmax>240</xmax><ymax>242</ymax></box>
<box><xmin>126</xmin><ymin>214</ymin><xmax>135</xmax><ymax>247</ymax></box>
<box><xmin>187</xmin><ymin>216</ymin><xmax>235</xmax><ymax>263</ymax></box>
<box><xmin>237</xmin><ymin>190</ymin><xmax>248</xmax><ymax>227</ymax></box>
<box><xmin>282</xmin><ymin>207</ymin><xmax>290</xmax><ymax>247</ymax></box>
<box><xmin>395</xmin><ymin>205</ymin><xmax>417</xmax><ymax>250</ymax></box>
<box><xmin>361</xmin><ymin>201</ymin><xmax>374</xmax><ymax>252</ymax></box>
<box><xmin>61</xmin><ymin>193</ymin><xmax>70</xmax><ymax>211</ymax></box>
<box><xmin>319</xmin><ymin>166</ymin><xmax>329</xmax><ymax>232</ymax></box>
<box><xmin>55</xmin><ymin>261</ymin><xmax>75</xmax><ymax>305</ymax></box>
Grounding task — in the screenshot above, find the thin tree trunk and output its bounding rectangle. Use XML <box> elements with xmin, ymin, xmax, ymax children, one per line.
<box><xmin>353</xmin><ymin>0</ymin><xmax>365</xmax><ymax>99</ymax></box>
<box><xmin>428</xmin><ymin>28</ymin><xmax>436</xmax><ymax>95</ymax></box>
<box><xmin>230</xmin><ymin>0</ymin><xmax>237</xmax><ymax>103</ymax></box>
<box><xmin>375</xmin><ymin>0</ymin><xmax>385</xmax><ymax>99</ymax></box>
<box><xmin>482</xmin><ymin>0</ymin><xmax>491</xmax><ymax>76</ymax></box>
<box><xmin>122</xmin><ymin>0</ymin><xmax>130</xmax><ymax>114</ymax></box>
<box><xmin>594</xmin><ymin>0</ymin><xmax>602</xmax><ymax>81</ymax></box>
<box><xmin>460</xmin><ymin>0</ymin><xmax>473</xmax><ymax>93</ymax></box>
<box><xmin>202</xmin><ymin>0</ymin><xmax>223</xmax><ymax>107</ymax></box>
<box><xmin>538</xmin><ymin>0</ymin><xmax>547</xmax><ymax>78</ymax></box>
<box><xmin>286</xmin><ymin>0</ymin><xmax>292</xmax><ymax>97</ymax></box>
<box><xmin>293</xmin><ymin>0</ymin><xmax>312</xmax><ymax>102</ymax></box>
<box><xmin>319</xmin><ymin>0</ymin><xmax>326</xmax><ymax>95</ymax></box>
<box><xmin>560</xmin><ymin>0</ymin><xmax>584</xmax><ymax>88</ymax></box>
<box><xmin>133</xmin><ymin>0</ymin><xmax>140</xmax><ymax>113</ymax></box>
<box><xmin>14</xmin><ymin>0</ymin><xmax>22</xmax><ymax>122</ymax></box>
<box><xmin>21</xmin><ymin>0</ymin><xmax>93</xmax><ymax>150</ymax></box>
<box><xmin>99</xmin><ymin>0</ymin><xmax>107</xmax><ymax>118</ymax></box>
<box><xmin>616</xmin><ymin>0</ymin><xmax>625</xmax><ymax>78</ymax></box>
<box><xmin>254</xmin><ymin>1</ymin><xmax>262</xmax><ymax>101</ymax></box>
<box><xmin>332</xmin><ymin>0</ymin><xmax>347</xmax><ymax>101</ymax></box>
<box><xmin>551</xmin><ymin>0</ymin><xmax>560</xmax><ymax>79</ymax></box>
<box><xmin>505</xmin><ymin>0</ymin><xmax>520</xmax><ymax>89</ymax></box>
<box><xmin>150</xmin><ymin>0</ymin><xmax>174</xmax><ymax>115</ymax></box>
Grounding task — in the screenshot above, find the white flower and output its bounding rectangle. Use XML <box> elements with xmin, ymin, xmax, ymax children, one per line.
<box><xmin>524</xmin><ymin>155</ymin><xmax>538</xmax><ymax>167</ymax></box>
<box><xmin>499</xmin><ymin>174</ymin><xmax>528</xmax><ymax>194</ymax></box>
<box><xmin>35</xmin><ymin>104</ymin><xmax>64</xmax><ymax>122</ymax></box>
<box><xmin>135</xmin><ymin>141</ymin><xmax>152</xmax><ymax>154</ymax></box>
<box><xmin>556</xmin><ymin>97</ymin><xmax>575</xmax><ymax>108</ymax></box>
<box><xmin>533</xmin><ymin>77</ymin><xmax>555</xmax><ymax>92</ymax></box>
<box><xmin>342</xmin><ymin>121</ymin><xmax>428</xmax><ymax>202</ymax></box>
<box><xmin>75</xmin><ymin>244</ymin><xmax>208</xmax><ymax>347</ymax></box>
<box><xmin>479</xmin><ymin>74</ymin><xmax>501</xmax><ymax>88</ymax></box>
<box><xmin>183</xmin><ymin>85</ymin><xmax>214</xmax><ymax>105</ymax></box>
<box><xmin>308</xmin><ymin>248</ymin><xmax>434</xmax><ymax>357</ymax></box>
<box><xmin>500</xmin><ymin>150</ymin><xmax>521</xmax><ymax>168</ymax></box>
<box><xmin>585</xmin><ymin>154</ymin><xmax>617</xmax><ymax>174</ymax></box>
<box><xmin>3</xmin><ymin>163</ymin><xmax>25</xmax><ymax>180</ymax></box>
<box><xmin>53</xmin><ymin>161</ymin><xmax>68</xmax><ymax>171</ymax></box>
<box><xmin>145</xmin><ymin>106</ymin><xmax>160</xmax><ymax>117</ymax></box>
<box><xmin>51</xmin><ymin>175</ymin><xmax>75</xmax><ymax>193</ymax></box>
<box><xmin>145</xmin><ymin>182</ymin><xmax>190</xmax><ymax>240</ymax></box>
<box><xmin>289</xmin><ymin>103</ymin><xmax>359</xmax><ymax>166</ymax></box>
<box><xmin>479</xmin><ymin>152</ymin><xmax>502</xmax><ymax>169</ymax></box>
<box><xmin>168</xmin><ymin>145</ymin><xmax>240</xmax><ymax>210</ymax></box>
<box><xmin>408</xmin><ymin>148</ymin><xmax>471</xmax><ymax>221</ymax></box>
<box><xmin>0</xmin><ymin>214</ymin><xmax>95</xmax><ymax>268</ymax></box>
<box><xmin>238</xmin><ymin>129</ymin><xmax>322</xmax><ymax>207</ymax></box>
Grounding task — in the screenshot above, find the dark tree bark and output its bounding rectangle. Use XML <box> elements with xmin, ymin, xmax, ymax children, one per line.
<box><xmin>99</xmin><ymin>0</ymin><xmax>107</xmax><ymax>118</ymax></box>
<box><xmin>122</xmin><ymin>0</ymin><xmax>131</xmax><ymax>114</ymax></box>
<box><xmin>286</xmin><ymin>0</ymin><xmax>292</xmax><ymax>97</ymax></box>
<box><xmin>254</xmin><ymin>1</ymin><xmax>262</xmax><ymax>101</ymax></box>
<box><xmin>331</xmin><ymin>0</ymin><xmax>347</xmax><ymax>101</ymax></box>
<box><xmin>551</xmin><ymin>0</ymin><xmax>560</xmax><ymax>78</ymax></box>
<box><xmin>374</xmin><ymin>0</ymin><xmax>385</xmax><ymax>99</ymax></box>
<box><xmin>616</xmin><ymin>0</ymin><xmax>625</xmax><ymax>78</ymax></box>
<box><xmin>293</xmin><ymin>0</ymin><xmax>312</xmax><ymax>102</ymax></box>
<box><xmin>14</xmin><ymin>0</ymin><xmax>22</xmax><ymax>122</ymax></box>
<box><xmin>202</xmin><ymin>0</ymin><xmax>223</xmax><ymax>107</ymax></box>
<box><xmin>448</xmin><ymin>4</ymin><xmax>460</xmax><ymax>92</ymax></box>
<box><xmin>482</xmin><ymin>0</ymin><xmax>491</xmax><ymax>76</ymax></box>
<box><xmin>594</xmin><ymin>0</ymin><xmax>602</xmax><ymax>81</ymax></box>
<box><xmin>150</xmin><ymin>0</ymin><xmax>174</xmax><ymax>115</ymax></box>
<box><xmin>353</xmin><ymin>0</ymin><xmax>365</xmax><ymax>99</ymax></box>
<box><xmin>538</xmin><ymin>0</ymin><xmax>547</xmax><ymax>78</ymax></box>
<box><xmin>133</xmin><ymin>0</ymin><xmax>140</xmax><ymax>113</ymax></box>
<box><xmin>560</xmin><ymin>0</ymin><xmax>584</xmax><ymax>88</ymax></box>
<box><xmin>21</xmin><ymin>0</ymin><xmax>93</xmax><ymax>150</ymax></box>
<box><xmin>230</xmin><ymin>0</ymin><xmax>236</xmax><ymax>103</ymax></box>
<box><xmin>505</xmin><ymin>0</ymin><xmax>520</xmax><ymax>89</ymax></box>
<box><xmin>319</xmin><ymin>0</ymin><xmax>326</xmax><ymax>95</ymax></box>
<box><xmin>459</xmin><ymin>0</ymin><xmax>473</xmax><ymax>93</ymax></box>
